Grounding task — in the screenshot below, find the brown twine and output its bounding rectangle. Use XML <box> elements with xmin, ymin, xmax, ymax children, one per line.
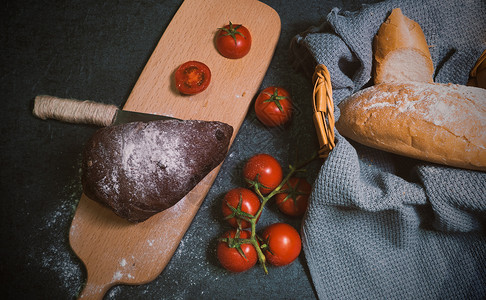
<box><xmin>312</xmin><ymin>64</ymin><xmax>336</xmax><ymax>159</ymax></box>
<box><xmin>33</xmin><ymin>95</ymin><xmax>118</xmax><ymax>127</ymax></box>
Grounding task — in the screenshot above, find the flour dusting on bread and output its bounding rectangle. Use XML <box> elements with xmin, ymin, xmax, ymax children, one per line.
<box><xmin>337</xmin><ymin>82</ymin><xmax>486</xmax><ymax>171</ymax></box>
<box><xmin>82</xmin><ymin>119</ymin><xmax>234</xmax><ymax>222</ymax></box>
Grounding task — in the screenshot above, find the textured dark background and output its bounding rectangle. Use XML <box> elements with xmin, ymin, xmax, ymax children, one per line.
<box><xmin>1</xmin><ymin>0</ymin><xmax>377</xmax><ymax>299</ymax></box>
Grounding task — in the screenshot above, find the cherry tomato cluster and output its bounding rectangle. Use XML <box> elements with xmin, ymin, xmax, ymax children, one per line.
<box><xmin>175</xmin><ymin>22</ymin><xmax>252</xmax><ymax>95</ymax></box>
<box><xmin>216</xmin><ymin>153</ymin><xmax>313</xmax><ymax>274</ymax></box>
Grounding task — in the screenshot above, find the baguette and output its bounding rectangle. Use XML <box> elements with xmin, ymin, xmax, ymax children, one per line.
<box><xmin>373</xmin><ymin>8</ymin><xmax>434</xmax><ymax>84</ymax></box>
<box><xmin>336</xmin><ymin>82</ymin><xmax>486</xmax><ymax>171</ymax></box>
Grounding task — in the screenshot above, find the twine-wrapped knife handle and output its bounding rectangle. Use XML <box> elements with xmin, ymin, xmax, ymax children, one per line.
<box><xmin>312</xmin><ymin>64</ymin><xmax>336</xmax><ymax>159</ymax></box>
<box><xmin>33</xmin><ymin>95</ymin><xmax>118</xmax><ymax>127</ymax></box>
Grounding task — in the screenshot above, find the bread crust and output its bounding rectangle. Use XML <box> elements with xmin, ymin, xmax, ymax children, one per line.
<box><xmin>373</xmin><ymin>8</ymin><xmax>434</xmax><ymax>84</ymax></box>
<box><xmin>336</xmin><ymin>82</ymin><xmax>486</xmax><ymax>171</ymax></box>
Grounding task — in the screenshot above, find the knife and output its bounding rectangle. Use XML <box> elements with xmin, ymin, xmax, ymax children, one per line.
<box><xmin>32</xmin><ymin>95</ymin><xmax>177</xmax><ymax>126</ymax></box>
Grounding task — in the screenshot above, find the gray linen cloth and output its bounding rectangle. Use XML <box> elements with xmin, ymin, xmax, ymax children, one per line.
<box><xmin>290</xmin><ymin>0</ymin><xmax>486</xmax><ymax>299</ymax></box>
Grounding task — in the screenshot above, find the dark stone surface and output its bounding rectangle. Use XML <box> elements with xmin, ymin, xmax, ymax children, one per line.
<box><xmin>1</xmin><ymin>0</ymin><xmax>375</xmax><ymax>299</ymax></box>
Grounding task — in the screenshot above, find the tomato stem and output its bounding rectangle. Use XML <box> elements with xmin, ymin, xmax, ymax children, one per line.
<box><xmin>262</xmin><ymin>88</ymin><xmax>288</xmax><ymax>112</ymax></box>
<box><xmin>248</xmin><ymin>151</ymin><xmax>319</xmax><ymax>274</ymax></box>
<box><xmin>218</xmin><ymin>21</ymin><xmax>246</xmax><ymax>46</ymax></box>
<box><xmin>250</xmin><ymin>219</ymin><xmax>268</xmax><ymax>274</ymax></box>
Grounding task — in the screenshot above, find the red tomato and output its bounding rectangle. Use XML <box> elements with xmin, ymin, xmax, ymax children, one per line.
<box><xmin>275</xmin><ymin>177</ymin><xmax>311</xmax><ymax>217</ymax></box>
<box><xmin>216</xmin><ymin>229</ymin><xmax>257</xmax><ymax>272</ymax></box>
<box><xmin>222</xmin><ymin>188</ymin><xmax>261</xmax><ymax>228</ymax></box>
<box><xmin>261</xmin><ymin>223</ymin><xmax>301</xmax><ymax>266</ymax></box>
<box><xmin>243</xmin><ymin>153</ymin><xmax>283</xmax><ymax>195</ymax></box>
<box><xmin>216</xmin><ymin>22</ymin><xmax>252</xmax><ymax>59</ymax></box>
<box><xmin>254</xmin><ymin>86</ymin><xmax>293</xmax><ymax>127</ymax></box>
<box><xmin>174</xmin><ymin>61</ymin><xmax>211</xmax><ymax>94</ymax></box>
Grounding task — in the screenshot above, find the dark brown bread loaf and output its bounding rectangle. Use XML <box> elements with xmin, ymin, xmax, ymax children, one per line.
<box><xmin>82</xmin><ymin>119</ymin><xmax>233</xmax><ymax>222</ymax></box>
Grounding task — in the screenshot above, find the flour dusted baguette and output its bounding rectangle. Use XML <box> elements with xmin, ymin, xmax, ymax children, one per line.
<box><xmin>336</xmin><ymin>82</ymin><xmax>486</xmax><ymax>171</ymax></box>
<box><xmin>373</xmin><ymin>8</ymin><xmax>434</xmax><ymax>84</ymax></box>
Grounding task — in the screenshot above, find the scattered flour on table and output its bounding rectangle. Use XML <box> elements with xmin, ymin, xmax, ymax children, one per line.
<box><xmin>30</xmin><ymin>168</ymin><xmax>84</xmax><ymax>296</ymax></box>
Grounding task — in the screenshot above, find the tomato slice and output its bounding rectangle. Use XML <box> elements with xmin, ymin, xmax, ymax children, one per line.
<box><xmin>174</xmin><ymin>61</ymin><xmax>211</xmax><ymax>95</ymax></box>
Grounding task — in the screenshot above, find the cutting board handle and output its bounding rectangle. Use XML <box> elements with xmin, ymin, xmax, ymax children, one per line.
<box><xmin>77</xmin><ymin>278</ymin><xmax>111</xmax><ymax>300</ymax></box>
<box><xmin>33</xmin><ymin>95</ymin><xmax>117</xmax><ymax>126</ymax></box>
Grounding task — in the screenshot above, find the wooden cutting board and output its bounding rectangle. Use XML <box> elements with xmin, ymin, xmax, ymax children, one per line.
<box><xmin>69</xmin><ymin>0</ymin><xmax>280</xmax><ymax>299</ymax></box>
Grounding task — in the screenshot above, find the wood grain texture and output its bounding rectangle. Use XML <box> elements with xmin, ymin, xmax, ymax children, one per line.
<box><xmin>69</xmin><ymin>0</ymin><xmax>280</xmax><ymax>299</ymax></box>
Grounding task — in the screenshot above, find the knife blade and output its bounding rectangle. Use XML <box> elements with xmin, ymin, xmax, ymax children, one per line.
<box><xmin>111</xmin><ymin>109</ymin><xmax>176</xmax><ymax>125</ymax></box>
<box><xmin>33</xmin><ymin>95</ymin><xmax>178</xmax><ymax>126</ymax></box>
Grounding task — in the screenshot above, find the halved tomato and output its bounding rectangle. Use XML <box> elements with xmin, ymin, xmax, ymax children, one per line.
<box><xmin>175</xmin><ymin>61</ymin><xmax>211</xmax><ymax>95</ymax></box>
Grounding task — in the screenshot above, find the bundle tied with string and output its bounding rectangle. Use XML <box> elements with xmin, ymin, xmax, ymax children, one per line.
<box><xmin>33</xmin><ymin>95</ymin><xmax>118</xmax><ymax>127</ymax></box>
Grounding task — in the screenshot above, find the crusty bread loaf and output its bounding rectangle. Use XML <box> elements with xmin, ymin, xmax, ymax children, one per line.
<box><xmin>373</xmin><ymin>8</ymin><xmax>434</xmax><ymax>84</ymax></box>
<box><xmin>82</xmin><ymin>119</ymin><xmax>233</xmax><ymax>222</ymax></box>
<box><xmin>336</xmin><ymin>82</ymin><xmax>486</xmax><ymax>171</ymax></box>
